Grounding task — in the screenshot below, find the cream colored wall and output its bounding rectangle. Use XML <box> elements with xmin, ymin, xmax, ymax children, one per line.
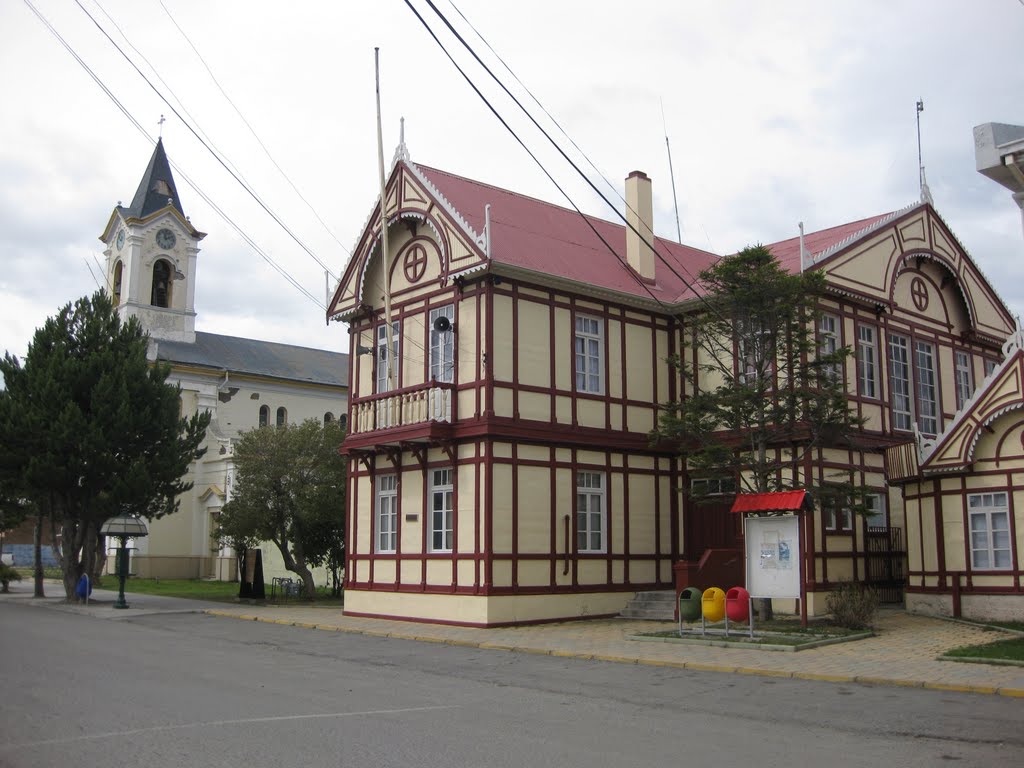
<box><xmin>258</xmin><ymin>542</ymin><xmax>331</xmax><ymax>587</ymax></box>
<box><xmin>144</xmin><ymin>364</ymin><xmax>346</xmax><ymax>576</ymax></box>
<box><xmin>486</xmin><ymin>289</ymin><xmax>670</xmax><ymax>433</ymax></box>
<box><xmin>343</xmin><ymin>587</ymin><xmax>632</xmax><ymax>625</ymax></box>
<box><xmin>905</xmin><ymin>409</ymin><xmax>1024</xmax><ymax>592</ymax></box>
<box><xmin>353</xmin><ymin>440</ymin><xmax>670</xmax><ymax>594</ymax></box>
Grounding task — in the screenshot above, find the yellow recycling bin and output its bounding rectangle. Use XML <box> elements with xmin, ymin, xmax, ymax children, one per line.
<box><xmin>701</xmin><ymin>587</ymin><xmax>726</xmax><ymax>623</ymax></box>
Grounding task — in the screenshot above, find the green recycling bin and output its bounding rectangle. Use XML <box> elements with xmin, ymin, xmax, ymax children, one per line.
<box><xmin>678</xmin><ymin>586</ymin><xmax>703</xmax><ymax>622</ymax></box>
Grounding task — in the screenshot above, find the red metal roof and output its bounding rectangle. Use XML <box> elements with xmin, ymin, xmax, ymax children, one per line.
<box><xmin>414</xmin><ymin>163</ymin><xmax>901</xmax><ymax>303</ymax></box>
<box><xmin>416</xmin><ymin>164</ymin><xmax>721</xmax><ymax>304</ymax></box>
<box><xmin>763</xmin><ymin>213</ymin><xmax>896</xmax><ymax>273</ymax></box>
<box><xmin>730</xmin><ymin>490</ymin><xmax>808</xmax><ymax>514</ymax></box>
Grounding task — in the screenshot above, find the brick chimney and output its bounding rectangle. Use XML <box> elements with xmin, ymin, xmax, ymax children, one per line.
<box><xmin>625</xmin><ymin>170</ymin><xmax>655</xmax><ymax>280</ymax></box>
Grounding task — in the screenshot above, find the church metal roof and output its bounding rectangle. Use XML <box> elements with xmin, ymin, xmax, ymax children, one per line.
<box><xmin>120</xmin><ymin>138</ymin><xmax>185</xmax><ymax>220</ymax></box>
<box><xmin>154</xmin><ymin>332</ymin><xmax>348</xmax><ymax>387</ymax></box>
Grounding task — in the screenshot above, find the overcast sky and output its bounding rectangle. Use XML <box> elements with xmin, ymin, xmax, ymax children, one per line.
<box><xmin>2</xmin><ymin>1</ymin><xmax>1022</xmax><ymax>363</ymax></box>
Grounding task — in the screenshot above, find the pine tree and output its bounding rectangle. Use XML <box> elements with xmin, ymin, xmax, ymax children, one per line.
<box><xmin>0</xmin><ymin>291</ymin><xmax>209</xmax><ymax>600</ymax></box>
<box><xmin>653</xmin><ymin>246</ymin><xmax>865</xmax><ymax>616</ymax></box>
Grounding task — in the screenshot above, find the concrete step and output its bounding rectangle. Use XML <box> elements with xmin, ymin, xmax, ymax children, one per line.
<box><xmin>619</xmin><ymin>590</ymin><xmax>676</xmax><ymax>621</ymax></box>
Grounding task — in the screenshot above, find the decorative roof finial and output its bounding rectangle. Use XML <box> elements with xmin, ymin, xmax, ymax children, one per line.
<box><xmin>392</xmin><ymin>116</ymin><xmax>410</xmax><ymax>166</ymax></box>
<box><xmin>158</xmin><ymin>114</ymin><xmax>166</xmax><ymax>139</ymax></box>
<box><xmin>916</xmin><ymin>100</ymin><xmax>933</xmax><ymax>205</ymax></box>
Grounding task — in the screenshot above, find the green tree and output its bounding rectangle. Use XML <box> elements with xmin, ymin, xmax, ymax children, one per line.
<box><xmin>0</xmin><ymin>291</ymin><xmax>209</xmax><ymax>600</ymax></box>
<box><xmin>0</xmin><ymin>487</ymin><xmax>46</xmax><ymax>598</ymax></box>
<box><xmin>653</xmin><ymin>246</ymin><xmax>864</xmax><ymax>614</ymax></box>
<box><xmin>218</xmin><ymin>418</ymin><xmax>347</xmax><ymax>598</ymax></box>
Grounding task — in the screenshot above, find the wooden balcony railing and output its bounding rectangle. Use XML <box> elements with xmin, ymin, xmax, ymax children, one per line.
<box><xmin>351</xmin><ymin>382</ymin><xmax>454</xmax><ymax>434</ymax></box>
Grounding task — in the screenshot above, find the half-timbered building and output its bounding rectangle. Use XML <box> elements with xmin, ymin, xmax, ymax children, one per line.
<box><xmin>886</xmin><ymin>330</ymin><xmax>1024</xmax><ymax>620</ymax></box>
<box><xmin>328</xmin><ymin>142</ymin><xmax>1015</xmax><ymax>626</ymax></box>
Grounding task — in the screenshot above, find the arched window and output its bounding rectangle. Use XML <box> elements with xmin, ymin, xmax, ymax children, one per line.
<box><xmin>339</xmin><ymin>414</ymin><xmax>348</xmax><ymax>430</ymax></box>
<box><xmin>324</xmin><ymin>412</ymin><xmax>334</xmax><ymax>424</ymax></box>
<box><xmin>276</xmin><ymin>407</ymin><xmax>287</xmax><ymax>427</ymax></box>
<box><xmin>151</xmin><ymin>259</ymin><xmax>172</xmax><ymax>308</ymax></box>
<box><xmin>112</xmin><ymin>261</ymin><xmax>123</xmax><ymax>305</ymax></box>
<box><xmin>258</xmin><ymin>405</ymin><xmax>269</xmax><ymax>427</ymax></box>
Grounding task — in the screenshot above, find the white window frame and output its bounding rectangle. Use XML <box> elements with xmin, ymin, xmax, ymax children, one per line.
<box><xmin>429</xmin><ymin>468</ymin><xmax>454</xmax><ymax>553</ymax></box>
<box><xmin>376</xmin><ymin>321</ymin><xmax>400</xmax><ymax>393</ymax></box>
<box><xmin>857</xmin><ymin>325</ymin><xmax>878</xmax><ymax>398</ymax></box>
<box><xmin>824</xmin><ymin>495</ymin><xmax>853</xmax><ymax>532</ymax></box>
<box><xmin>576</xmin><ymin>471</ymin><xmax>606</xmax><ymax>553</ymax></box>
<box><xmin>429</xmin><ymin>305</ymin><xmax>455</xmax><ymax>384</ymax></box>
<box><xmin>375</xmin><ymin>475</ymin><xmax>398</xmax><ymax>553</ymax></box>
<box><xmin>818</xmin><ymin>314</ymin><xmax>840</xmax><ymax>380</ymax></box>
<box><xmin>955</xmin><ymin>350</ymin><xmax>973</xmax><ymax>411</ymax></box>
<box><xmin>984</xmin><ymin>358</ymin><xmax>999</xmax><ymax>377</ymax></box>
<box><xmin>691</xmin><ymin>477</ymin><xmax>737</xmax><ymax>496</ymax></box>
<box><xmin>968</xmin><ymin>492</ymin><xmax>1011</xmax><ymax>570</ymax></box>
<box><xmin>864</xmin><ymin>493</ymin><xmax>888</xmax><ymax>529</ymax></box>
<box><xmin>915</xmin><ymin>340</ymin><xmax>939</xmax><ymax>435</ymax></box>
<box><xmin>889</xmin><ymin>334</ymin><xmax>913</xmax><ymax>431</ymax></box>
<box><xmin>574</xmin><ymin>315</ymin><xmax>604</xmax><ymax>394</ymax></box>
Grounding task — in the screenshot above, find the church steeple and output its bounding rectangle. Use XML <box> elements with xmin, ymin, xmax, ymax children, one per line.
<box><xmin>122</xmin><ymin>138</ymin><xmax>185</xmax><ymax>220</ymax></box>
<box><xmin>99</xmin><ymin>139</ymin><xmax>206</xmax><ymax>345</ymax></box>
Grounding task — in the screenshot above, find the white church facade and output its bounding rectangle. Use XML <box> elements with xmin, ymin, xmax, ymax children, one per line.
<box><xmin>98</xmin><ymin>139</ymin><xmax>349</xmax><ymax>582</ymax></box>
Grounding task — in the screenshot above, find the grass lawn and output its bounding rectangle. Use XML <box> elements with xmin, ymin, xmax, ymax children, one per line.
<box><xmin>636</xmin><ymin>617</ymin><xmax>871</xmax><ymax>650</ymax></box>
<box><xmin>108</xmin><ymin>577</ymin><xmax>344</xmax><ymax>606</ymax></box>
<box><xmin>12</xmin><ymin>569</ymin><xmax>343</xmax><ymax>606</ymax></box>
<box><xmin>943</xmin><ymin>636</ymin><xmax>1024</xmax><ymax>663</ymax></box>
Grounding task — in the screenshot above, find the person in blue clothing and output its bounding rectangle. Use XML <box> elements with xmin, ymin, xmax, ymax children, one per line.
<box><xmin>75</xmin><ymin>573</ymin><xmax>93</xmax><ymax>602</ymax></box>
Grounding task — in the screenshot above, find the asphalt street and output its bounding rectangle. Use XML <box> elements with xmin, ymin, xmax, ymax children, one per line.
<box><xmin>1</xmin><ymin>602</ymin><xmax>1022</xmax><ymax>768</ymax></box>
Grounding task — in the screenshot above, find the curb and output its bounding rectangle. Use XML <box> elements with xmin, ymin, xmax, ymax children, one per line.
<box><xmin>201</xmin><ymin>609</ymin><xmax>1024</xmax><ymax>699</ymax></box>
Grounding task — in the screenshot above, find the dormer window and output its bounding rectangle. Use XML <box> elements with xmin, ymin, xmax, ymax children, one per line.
<box><xmin>151</xmin><ymin>259</ymin><xmax>172</xmax><ymax>308</ymax></box>
<box><xmin>152</xmin><ymin>179</ymin><xmax>172</xmax><ymax>197</ymax></box>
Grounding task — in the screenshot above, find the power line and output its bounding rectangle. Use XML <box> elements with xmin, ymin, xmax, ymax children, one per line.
<box><xmin>22</xmin><ymin>0</ymin><xmax>325</xmax><ymax>310</ymax></box>
<box><xmin>421</xmin><ymin>0</ymin><xmax>722</xmax><ymax>322</ymax></box>
<box><xmin>157</xmin><ymin>0</ymin><xmax>350</xmax><ymax>257</ymax></box>
<box><xmin>73</xmin><ymin>0</ymin><xmax>339</xmax><ymax>283</ymax></box>
<box><xmin>402</xmin><ymin>0</ymin><xmax>676</xmax><ymax>317</ymax></box>
<box><xmin>90</xmin><ymin>0</ymin><xmax>254</xmax><ymax>194</ymax></box>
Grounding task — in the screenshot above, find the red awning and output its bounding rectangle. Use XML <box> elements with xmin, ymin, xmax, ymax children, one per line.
<box><xmin>730</xmin><ymin>490</ymin><xmax>809</xmax><ymax>514</ymax></box>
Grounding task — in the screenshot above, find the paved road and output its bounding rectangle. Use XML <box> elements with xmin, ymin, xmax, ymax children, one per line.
<box><xmin>2</xmin><ymin>603</ymin><xmax>1022</xmax><ymax>768</ymax></box>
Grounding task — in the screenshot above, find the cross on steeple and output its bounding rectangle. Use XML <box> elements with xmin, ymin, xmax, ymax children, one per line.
<box><xmin>158</xmin><ymin>114</ymin><xmax>166</xmax><ymax>138</ymax></box>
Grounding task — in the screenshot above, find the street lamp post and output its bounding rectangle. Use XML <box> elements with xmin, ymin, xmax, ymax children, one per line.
<box><xmin>99</xmin><ymin>515</ymin><xmax>149</xmax><ymax>609</ymax></box>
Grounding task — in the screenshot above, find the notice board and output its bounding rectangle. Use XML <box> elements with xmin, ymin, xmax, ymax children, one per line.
<box><xmin>745</xmin><ymin>515</ymin><xmax>800</xmax><ymax>599</ymax></box>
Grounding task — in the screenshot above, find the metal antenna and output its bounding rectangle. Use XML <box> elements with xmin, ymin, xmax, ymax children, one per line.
<box><xmin>661</xmin><ymin>99</ymin><xmax>683</xmax><ymax>243</ymax></box>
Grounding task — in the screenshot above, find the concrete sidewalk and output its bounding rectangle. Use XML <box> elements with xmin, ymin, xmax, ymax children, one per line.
<box><xmin>5</xmin><ymin>582</ymin><xmax>1024</xmax><ymax>698</ymax></box>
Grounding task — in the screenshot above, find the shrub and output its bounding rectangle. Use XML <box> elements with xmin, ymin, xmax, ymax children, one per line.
<box><xmin>0</xmin><ymin>562</ymin><xmax>23</xmax><ymax>593</ymax></box>
<box><xmin>826</xmin><ymin>582</ymin><xmax>879</xmax><ymax>629</ymax></box>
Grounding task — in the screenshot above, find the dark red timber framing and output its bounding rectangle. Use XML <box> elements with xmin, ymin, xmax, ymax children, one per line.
<box><xmin>332</xmin><ymin>159</ymin><xmax>1019</xmax><ymax>625</ymax></box>
<box><xmin>901</xmin><ymin>463</ymin><xmax>1024</xmax><ymax>599</ymax></box>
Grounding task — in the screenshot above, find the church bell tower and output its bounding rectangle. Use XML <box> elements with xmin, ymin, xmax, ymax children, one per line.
<box><xmin>99</xmin><ymin>138</ymin><xmax>206</xmax><ymax>344</ymax></box>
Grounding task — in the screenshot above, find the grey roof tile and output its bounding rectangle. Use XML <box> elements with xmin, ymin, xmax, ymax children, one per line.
<box><xmin>154</xmin><ymin>331</ymin><xmax>348</xmax><ymax>387</ymax></box>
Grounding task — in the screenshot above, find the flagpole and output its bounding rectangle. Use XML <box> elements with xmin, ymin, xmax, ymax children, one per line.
<box><xmin>375</xmin><ymin>47</ymin><xmax>395</xmax><ymax>390</ymax></box>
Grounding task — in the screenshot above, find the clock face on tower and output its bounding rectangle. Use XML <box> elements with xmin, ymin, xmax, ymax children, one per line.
<box><xmin>156</xmin><ymin>228</ymin><xmax>176</xmax><ymax>249</ymax></box>
<box><xmin>116</xmin><ymin>229</ymin><xmax>125</xmax><ymax>250</ymax></box>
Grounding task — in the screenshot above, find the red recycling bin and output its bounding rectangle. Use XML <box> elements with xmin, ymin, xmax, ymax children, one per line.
<box><xmin>725</xmin><ymin>586</ymin><xmax>750</xmax><ymax>622</ymax></box>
